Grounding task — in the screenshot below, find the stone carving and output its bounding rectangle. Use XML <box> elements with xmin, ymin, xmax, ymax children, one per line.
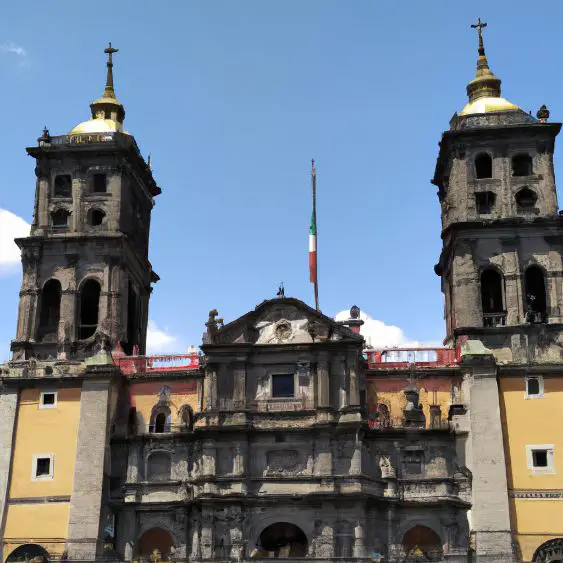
<box><xmin>265</xmin><ymin>449</ymin><xmax>303</xmax><ymax>475</ymax></box>
<box><xmin>379</xmin><ymin>456</ymin><xmax>396</xmax><ymax>479</ymax></box>
<box><xmin>274</xmin><ymin>320</ymin><xmax>292</xmax><ymax>342</ymax></box>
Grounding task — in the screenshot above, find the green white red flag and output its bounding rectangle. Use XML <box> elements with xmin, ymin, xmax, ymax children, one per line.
<box><xmin>309</xmin><ymin>162</ymin><xmax>317</xmax><ymax>286</ymax></box>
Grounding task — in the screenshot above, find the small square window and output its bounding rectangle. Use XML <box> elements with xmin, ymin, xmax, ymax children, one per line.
<box><xmin>272</xmin><ymin>374</ymin><xmax>295</xmax><ymax>398</ymax></box>
<box><xmin>403</xmin><ymin>449</ymin><xmax>424</xmax><ymax>474</ymax></box>
<box><xmin>32</xmin><ymin>454</ymin><xmax>54</xmax><ymax>480</ymax></box>
<box><xmin>93</xmin><ymin>174</ymin><xmax>107</xmax><ymax>193</ymax></box>
<box><xmin>525</xmin><ymin>376</ymin><xmax>544</xmax><ymax>399</ymax></box>
<box><xmin>40</xmin><ymin>392</ymin><xmax>57</xmax><ymax>409</ymax></box>
<box><xmin>475</xmin><ymin>191</ymin><xmax>496</xmax><ymax>214</ymax></box>
<box><xmin>526</xmin><ymin>444</ymin><xmax>555</xmax><ymax>474</ymax></box>
<box><xmin>533</xmin><ymin>450</ymin><xmax>548</xmax><ymax>467</ymax></box>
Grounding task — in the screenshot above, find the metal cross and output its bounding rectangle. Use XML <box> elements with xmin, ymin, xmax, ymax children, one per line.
<box><xmin>471</xmin><ymin>18</ymin><xmax>487</xmax><ymax>52</ymax></box>
<box><xmin>104</xmin><ymin>42</ymin><xmax>118</xmax><ymax>64</ymax></box>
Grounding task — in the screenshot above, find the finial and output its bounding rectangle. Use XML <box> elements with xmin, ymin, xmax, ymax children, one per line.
<box><xmin>103</xmin><ymin>42</ymin><xmax>119</xmax><ymax>98</ymax></box>
<box><xmin>276</xmin><ymin>282</ymin><xmax>285</xmax><ymax>298</ymax></box>
<box><xmin>37</xmin><ymin>126</ymin><xmax>51</xmax><ymax>146</ymax></box>
<box><xmin>466</xmin><ymin>18</ymin><xmax>501</xmax><ymax>103</ymax></box>
<box><xmin>471</xmin><ymin>17</ymin><xmax>487</xmax><ymax>57</ymax></box>
<box><xmin>147</xmin><ymin>153</ymin><xmax>152</xmax><ymax>170</ymax></box>
<box><xmin>537</xmin><ymin>104</ymin><xmax>550</xmax><ymax>123</ymax></box>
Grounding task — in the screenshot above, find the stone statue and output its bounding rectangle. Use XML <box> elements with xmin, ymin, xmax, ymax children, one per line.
<box><xmin>379</xmin><ymin>456</ymin><xmax>396</xmax><ymax>479</ymax></box>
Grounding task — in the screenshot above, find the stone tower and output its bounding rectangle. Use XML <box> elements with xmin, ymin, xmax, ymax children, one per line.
<box><xmin>433</xmin><ymin>19</ymin><xmax>562</xmax><ymax>363</ymax></box>
<box><xmin>11</xmin><ymin>43</ymin><xmax>161</xmax><ymax>362</ymax></box>
<box><xmin>432</xmin><ymin>21</ymin><xmax>563</xmax><ymax>560</ymax></box>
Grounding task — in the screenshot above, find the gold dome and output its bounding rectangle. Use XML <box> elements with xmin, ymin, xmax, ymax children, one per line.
<box><xmin>69</xmin><ymin>117</ymin><xmax>129</xmax><ymax>135</ymax></box>
<box><xmin>460</xmin><ymin>19</ymin><xmax>522</xmax><ymax>116</ymax></box>
<box><xmin>460</xmin><ymin>96</ymin><xmax>521</xmax><ymax>116</ymax></box>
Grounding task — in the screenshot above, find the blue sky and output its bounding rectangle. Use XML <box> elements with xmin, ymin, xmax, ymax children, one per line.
<box><xmin>1</xmin><ymin>1</ymin><xmax>563</xmax><ymax>359</ymax></box>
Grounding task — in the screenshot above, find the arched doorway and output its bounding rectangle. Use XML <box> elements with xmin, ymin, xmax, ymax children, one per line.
<box><xmin>533</xmin><ymin>538</ymin><xmax>563</xmax><ymax>562</ymax></box>
<box><xmin>137</xmin><ymin>527</ymin><xmax>174</xmax><ymax>560</ymax></box>
<box><xmin>6</xmin><ymin>544</ymin><xmax>50</xmax><ymax>562</ymax></box>
<box><xmin>252</xmin><ymin>522</ymin><xmax>308</xmax><ymax>558</ymax></box>
<box><xmin>403</xmin><ymin>525</ymin><xmax>443</xmax><ymax>561</ymax></box>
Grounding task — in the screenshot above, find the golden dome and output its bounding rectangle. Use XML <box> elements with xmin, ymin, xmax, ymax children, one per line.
<box><xmin>69</xmin><ymin>118</ymin><xmax>121</xmax><ymax>135</ymax></box>
<box><xmin>460</xmin><ymin>19</ymin><xmax>522</xmax><ymax>117</ymax></box>
<box><xmin>460</xmin><ymin>96</ymin><xmax>521</xmax><ymax>116</ymax></box>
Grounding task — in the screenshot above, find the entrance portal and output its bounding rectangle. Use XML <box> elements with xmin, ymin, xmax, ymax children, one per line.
<box><xmin>252</xmin><ymin>522</ymin><xmax>308</xmax><ymax>558</ymax></box>
<box><xmin>6</xmin><ymin>545</ymin><xmax>50</xmax><ymax>562</ymax></box>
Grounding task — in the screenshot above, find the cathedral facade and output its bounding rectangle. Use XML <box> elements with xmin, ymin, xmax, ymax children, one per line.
<box><xmin>1</xmin><ymin>25</ymin><xmax>563</xmax><ymax>563</ymax></box>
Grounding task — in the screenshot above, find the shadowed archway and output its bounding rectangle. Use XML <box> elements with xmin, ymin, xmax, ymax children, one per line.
<box><xmin>252</xmin><ymin>522</ymin><xmax>308</xmax><ymax>558</ymax></box>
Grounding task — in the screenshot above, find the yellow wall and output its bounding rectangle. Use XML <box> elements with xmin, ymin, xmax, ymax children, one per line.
<box><xmin>131</xmin><ymin>381</ymin><xmax>198</xmax><ymax>431</ymax></box>
<box><xmin>510</xmin><ymin>500</ymin><xmax>563</xmax><ymax>562</ymax></box>
<box><xmin>366</xmin><ymin>376</ymin><xmax>456</xmax><ymax>427</ymax></box>
<box><xmin>3</xmin><ymin>503</ymin><xmax>70</xmax><ymax>562</ymax></box>
<box><xmin>500</xmin><ymin>376</ymin><xmax>563</xmax><ymax>560</ymax></box>
<box><xmin>9</xmin><ymin>387</ymin><xmax>81</xmax><ymax>498</ymax></box>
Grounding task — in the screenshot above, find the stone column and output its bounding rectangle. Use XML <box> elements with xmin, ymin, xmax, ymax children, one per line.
<box><xmin>313</xmin><ymin>434</ymin><xmax>332</xmax><ymax>476</ymax></box>
<box><xmin>71</xmin><ymin>176</ymin><xmax>87</xmax><ymax>232</ymax></box>
<box><xmin>349</xmin><ymin>433</ymin><xmax>362</xmax><ymax>475</ymax></box>
<box><xmin>126</xmin><ymin>443</ymin><xmax>140</xmax><ymax>482</ymax></box>
<box><xmin>0</xmin><ymin>387</ymin><xmax>19</xmax><ymax>562</ymax></box>
<box><xmin>234</xmin><ymin>440</ymin><xmax>248</xmax><ymax>477</ymax></box>
<box><xmin>67</xmin><ymin>377</ymin><xmax>112</xmax><ymax>560</ymax></box>
<box><xmin>353</xmin><ymin>518</ymin><xmax>366</xmax><ymax>558</ymax></box>
<box><xmin>233</xmin><ymin>362</ymin><xmax>246</xmax><ymax>408</ymax></box>
<box><xmin>348</xmin><ymin>350</ymin><xmax>360</xmax><ymax>406</ymax></box>
<box><xmin>204</xmin><ymin>367</ymin><xmax>218</xmax><ymax>410</ymax></box>
<box><xmin>189</xmin><ymin>508</ymin><xmax>201</xmax><ymax>560</ymax></box>
<box><xmin>501</xmin><ymin>241</ymin><xmax>522</xmax><ymax>325</ymax></box>
<box><xmin>200</xmin><ymin>506</ymin><xmax>214</xmax><ymax>559</ymax></box>
<box><xmin>316</xmin><ymin>352</ymin><xmax>330</xmax><ymax>408</ymax></box>
<box><xmin>36</xmin><ymin>175</ymin><xmax>50</xmax><ymax>230</ymax></box>
<box><xmin>115</xmin><ymin>508</ymin><xmax>136</xmax><ymax>561</ymax></box>
<box><xmin>452</xmin><ymin>242</ymin><xmax>482</xmax><ymax>327</ymax></box>
<box><xmin>461</xmin><ymin>341</ymin><xmax>514</xmax><ymax>560</ymax></box>
<box><xmin>202</xmin><ymin>440</ymin><xmax>216</xmax><ymax>477</ymax></box>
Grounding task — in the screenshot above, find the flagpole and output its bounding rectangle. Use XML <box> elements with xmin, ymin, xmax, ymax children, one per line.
<box><xmin>311</xmin><ymin>159</ymin><xmax>319</xmax><ymax>311</ymax></box>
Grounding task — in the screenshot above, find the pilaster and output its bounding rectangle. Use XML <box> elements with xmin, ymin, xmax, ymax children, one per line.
<box><xmin>66</xmin><ymin>376</ymin><xmax>112</xmax><ymax>559</ymax></box>
<box><xmin>0</xmin><ymin>387</ymin><xmax>19</xmax><ymax>562</ymax></box>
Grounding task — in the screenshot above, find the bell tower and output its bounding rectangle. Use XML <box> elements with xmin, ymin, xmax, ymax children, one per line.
<box><xmin>11</xmin><ymin>44</ymin><xmax>161</xmax><ymax>361</ymax></box>
<box><xmin>432</xmin><ymin>20</ymin><xmax>563</xmax><ymax>362</ymax></box>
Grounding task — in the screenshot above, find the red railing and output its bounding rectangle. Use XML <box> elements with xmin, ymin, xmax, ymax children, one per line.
<box><xmin>366</xmin><ymin>347</ymin><xmax>458</xmax><ymax>369</ymax></box>
<box><xmin>116</xmin><ymin>353</ymin><xmax>199</xmax><ymax>374</ymax></box>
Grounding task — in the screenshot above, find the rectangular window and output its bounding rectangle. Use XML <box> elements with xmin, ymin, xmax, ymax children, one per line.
<box><xmin>40</xmin><ymin>391</ymin><xmax>57</xmax><ymax>409</ymax></box>
<box><xmin>525</xmin><ymin>375</ymin><xmax>544</xmax><ymax>399</ymax></box>
<box><xmin>32</xmin><ymin>454</ymin><xmax>54</xmax><ymax>480</ymax></box>
<box><xmin>403</xmin><ymin>449</ymin><xmax>424</xmax><ymax>474</ymax></box>
<box><xmin>93</xmin><ymin>174</ymin><xmax>107</xmax><ymax>193</ymax></box>
<box><xmin>271</xmin><ymin>374</ymin><xmax>295</xmax><ymax>398</ymax></box>
<box><xmin>526</xmin><ymin>444</ymin><xmax>555</xmax><ymax>474</ymax></box>
<box><xmin>475</xmin><ymin>191</ymin><xmax>496</xmax><ymax>214</ymax></box>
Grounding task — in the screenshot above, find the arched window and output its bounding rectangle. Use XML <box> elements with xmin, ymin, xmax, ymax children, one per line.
<box><xmin>54</xmin><ymin>174</ymin><xmax>72</xmax><ymax>198</ymax></box>
<box><xmin>153</xmin><ymin>412</ymin><xmax>171</xmax><ymax>433</ymax></box>
<box><xmin>256</xmin><ymin>522</ymin><xmax>308</xmax><ymax>558</ymax></box>
<box><xmin>525</xmin><ymin>265</ymin><xmax>547</xmax><ymax>323</ymax></box>
<box><xmin>87</xmin><ymin>208</ymin><xmax>105</xmax><ymax>226</ymax></box>
<box><xmin>475</xmin><ymin>153</ymin><xmax>492</xmax><ymax>179</ymax></box>
<box><xmin>51</xmin><ymin>209</ymin><xmax>70</xmax><ymax>230</ymax></box>
<box><xmin>481</xmin><ymin>269</ymin><xmax>506</xmax><ymax>327</ymax></box>
<box><xmin>6</xmin><ymin>544</ymin><xmax>50</xmax><ymax>562</ymax></box>
<box><xmin>79</xmin><ymin>279</ymin><xmax>101</xmax><ymax>339</ymax></box>
<box><xmin>147</xmin><ymin>452</ymin><xmax>171</xmax><ymax>481</ymax></box>
<box><xmin>39</xmin><ymin>279</ymin><xmax>62</xmax><ymax>335</ymax></box>
<box><xmin>512</xmin><ymin>154</ymin><xmax>533</xmax><ymax>177</ymax></box>
<box><xmin>179</xmin><ymin>405</ymin><xmax>194</xmax><ymax>431</ymax></box>
<box><xmin>532</xmin><ymin>538</ymin><xmax>563</xmax><ymax>562</ymax></box>
<box><xmin>403</xmin><ymin>525</ymin><xmax>443</xmax><ymax>562</ymax></box>
<box><xmin>516</xmin><ymin>187</ymin><xmax>538</xmax><ymax>208</ymax></box>
<box><xmin>137</xmin><ymin>528</ymin><xmax>174</xmax><ymax>559</ymax></box>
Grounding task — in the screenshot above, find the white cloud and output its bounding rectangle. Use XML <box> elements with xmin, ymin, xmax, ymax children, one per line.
<box><xmin>0</xmin><ymin>41</ymin><xmax>26</xmax><ymax>58</ymax></box>
<box><xmin>0</xmin><ymin>209</ymin><xmax>30</xmax><ymax>276</ymax></box>
<box><xmin>335</xmin><ymin>309</ymin><xmax>442</xmax><ymax>349</ymax></box>
<box><xmin>146</xmin><ymin>320</ymin><xmax>179</xmax><ymax>354</ymax></box>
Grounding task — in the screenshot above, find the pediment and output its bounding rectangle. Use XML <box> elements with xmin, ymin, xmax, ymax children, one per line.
<box><xmin>205</xmin><ymin>298</ymin><xmax>362</xmax><ymax>346</ymax></box>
